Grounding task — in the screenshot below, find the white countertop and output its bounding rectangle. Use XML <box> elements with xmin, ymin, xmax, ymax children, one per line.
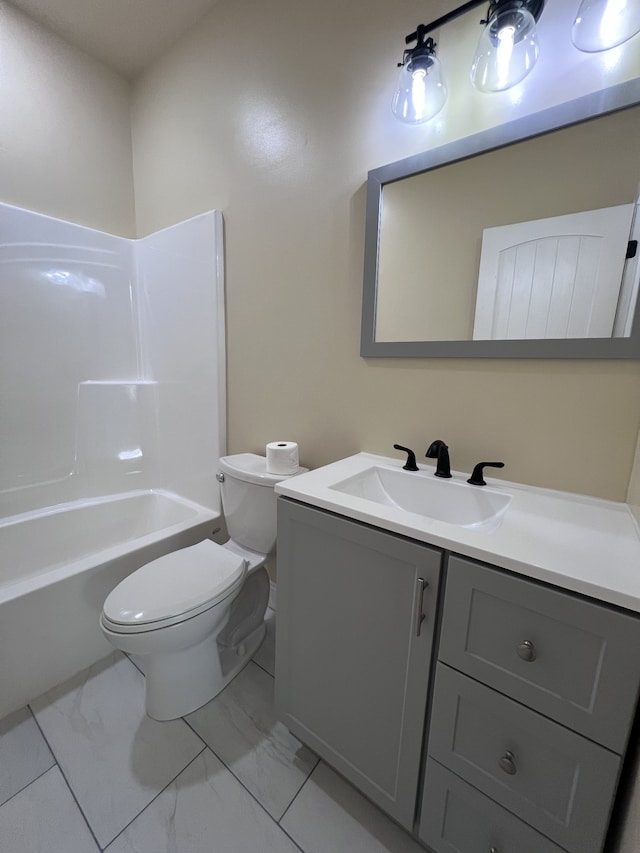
<box><xmin>275</xmin><ymin>453</ymin><xmax>640</xmax><ymax>613</ymax></box>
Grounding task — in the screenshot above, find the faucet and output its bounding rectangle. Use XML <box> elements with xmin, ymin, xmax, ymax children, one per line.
<box><xmin>426</xmin><ymin>440</ymin><xmax>451</xmax><ymax>478</ymax></box>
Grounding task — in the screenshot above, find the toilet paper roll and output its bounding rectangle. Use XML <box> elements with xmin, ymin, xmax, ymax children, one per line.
<box><xmin>266</xmin><ymin>441</ymin><xmax>299</xmax><ymax>475</ymax></box>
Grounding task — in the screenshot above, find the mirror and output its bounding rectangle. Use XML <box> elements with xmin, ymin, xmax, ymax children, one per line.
<box><xmin>361</xmin><ymin>78</ymin><xmax>640</xmax><ymax>358</ymax></box>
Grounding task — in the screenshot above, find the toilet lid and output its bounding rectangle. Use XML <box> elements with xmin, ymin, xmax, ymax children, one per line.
<box><xmin>103</xmin><ymin>540</ymin><xmax>246</xmax><ymax>627</ymax></box>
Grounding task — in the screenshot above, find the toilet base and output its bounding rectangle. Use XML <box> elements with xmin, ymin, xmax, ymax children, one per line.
<box><xmin>144</xmin><ymin>620</ymin><xmax>267</xmax><ymax>720</ymax></box>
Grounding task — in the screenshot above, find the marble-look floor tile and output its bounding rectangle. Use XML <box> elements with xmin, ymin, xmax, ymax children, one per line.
<box><xmin>0</xmin><ymin>766</ymin><xmax>98</xmax><ymax>852</ymax></box>
<box><xmin>253</xmin><ymin>607</ymin><xmax>276</xmax><ymax>676</ymax></box>
<box><xmin>186</xmin><ymin>660</ymin><xmax>317</xmax><ymax>819</ymax></box>
<box><xmin>281</xmin><ymin>762</ymin><xmax>425</xmax><ymax>853</ymax></box>
<box><xmin>105</xmin><ymin>748</ymin><xmax>302</xmax><ymax>853</ymax></box>
<box><xmin>31</xmin><ymin>652</ymin><xmax>205</xmax><ymax>848</ymax></box>
<box><xmin>0</xmin><ymin>706</ymin><xmax>54</xmax><ymax>807</ymax></box>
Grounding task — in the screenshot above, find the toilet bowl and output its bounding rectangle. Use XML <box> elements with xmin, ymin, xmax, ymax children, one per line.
<box><xmin>100</xmin><ymin>452</ymin><xmax>305</xmax><ymax>720</ymax></box>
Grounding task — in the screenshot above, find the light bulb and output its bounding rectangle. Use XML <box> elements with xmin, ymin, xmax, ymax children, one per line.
<box><xmin>392</xmin><ymin>52</ymin><xmax>447</xmax><ymax>124</ymax></box>
<box><xmin>572</xmin><ymin>0</ymin><xmax>640</xmax><ymax>51</ymax></box>
<box><xmin>471</xmin><ymin>6</ymin><xmax>540</xmax><ymax>92</ymax></box>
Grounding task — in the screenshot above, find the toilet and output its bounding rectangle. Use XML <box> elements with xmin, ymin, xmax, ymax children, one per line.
<box><xmin>100</xmin><ymin>453</ymin><xmax>305</xmax><ymax>720</ymax></box>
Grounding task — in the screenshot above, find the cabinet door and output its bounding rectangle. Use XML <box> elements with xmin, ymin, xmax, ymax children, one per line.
<box><xmin>275</xmin><ymin>498</ymin><xmax>442</xmax><ymax>829</ymax></box>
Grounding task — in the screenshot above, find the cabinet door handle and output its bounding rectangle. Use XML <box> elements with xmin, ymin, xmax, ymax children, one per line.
<box><xmin>415</xmin><ymin>577</ymin><xmax>428</xmax><ymax>636</ymax></box>
<box><xmin>499</xmin><ymin>750</ymin><xmax>517</xmax><ymax>775</ymax></box>
<box><xmin>489</xmin><ymin>848</ymin><xmax>500</xmax><ymax>853</ymax></box>
<box><xmin>517</xmin><ymin>640</ymin><xmax>537</xmax><ymax>662</ymax></box>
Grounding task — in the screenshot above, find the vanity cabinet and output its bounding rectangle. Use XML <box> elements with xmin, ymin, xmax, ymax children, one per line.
<box><xmin>275</xmin><ymin>499</ymin><xmax>640</xmax><ymax>853</ymax></box>
<box><xmin>274</xmin><ymin>498</ymin><xmax>442</xmax><ymax>829</ymax></box>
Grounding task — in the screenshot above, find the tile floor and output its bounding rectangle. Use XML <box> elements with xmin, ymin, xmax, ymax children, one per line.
<box><xmin>0</xmin><ymin>610</ymin><xmax>424</xmax><ymax>853</ymax></box>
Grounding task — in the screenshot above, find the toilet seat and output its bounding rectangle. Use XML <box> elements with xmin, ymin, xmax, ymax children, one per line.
<box><xmin>102</xmin><ymin>540</ymin><xmax>246</xmax><ymax>634</ymax></box>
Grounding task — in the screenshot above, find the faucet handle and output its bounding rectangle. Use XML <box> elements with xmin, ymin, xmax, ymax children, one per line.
<box><xmin>393</xmin><ymin>444</ymin><xmax>419</xmax><ymax>471</ymax></box>
<box><xmin>467</xmin><ymin>461</ymin><xmax>505</xmax><ymax>486</ymax></box>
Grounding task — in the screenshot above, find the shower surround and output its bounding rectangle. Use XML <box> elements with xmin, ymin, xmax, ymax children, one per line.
<box><xmin>0</xmin><ymin>204</ymin><xmax>226</xmax><ymax>719</ymax></box>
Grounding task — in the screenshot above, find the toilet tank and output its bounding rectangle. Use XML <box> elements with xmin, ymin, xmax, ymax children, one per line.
<box><xmin>218</xmin><ymin>453</ymin><xmax>307</xmax><ymax>555</ymax></box>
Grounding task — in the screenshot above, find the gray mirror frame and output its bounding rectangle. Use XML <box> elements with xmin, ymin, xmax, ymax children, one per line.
<box><xmin>361</xmin><ymin>78</ymin><xmax>640</xmax><ymax>358</ymax></box>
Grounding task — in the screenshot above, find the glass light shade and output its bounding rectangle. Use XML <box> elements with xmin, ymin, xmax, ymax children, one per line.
<box><xmin>391</xmin><ymin>53</ymin><xmax>447</xmax><ymax>124</ymax></box>
<box><xmin>470</xmin><ymin>7</ymin><xmax>540</xmax><ymax>92</ymax></box>
<box><xmin>572</xmin><ymin>0</ymin><xmax>640</xmax><ymax>51</ymax></box>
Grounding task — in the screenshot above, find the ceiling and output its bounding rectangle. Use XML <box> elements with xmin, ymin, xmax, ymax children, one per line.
<box><xmin>8</xmin><ymin>0</ymin><xmax>469</xmax><ymax>81</ymax></box>
<box><xmin>8</xmin><ymin>0</ymin><xmax>219</xmax><ymax>79</ymax></box>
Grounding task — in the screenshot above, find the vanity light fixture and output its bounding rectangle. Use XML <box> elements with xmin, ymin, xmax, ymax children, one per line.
<box><xmin>392</xmin><ymin>0</ymin><xmax>545</xmax><ymax>124</ymax></box>
<box><xmin>571</xmin><ymin>0</ymin><xmax>640</xmax><ymax>52</ymax></box>
<box><xmin>393</xmin><ymin>0</ymin><xmax>640</xmax><ymax>124</ymax></box>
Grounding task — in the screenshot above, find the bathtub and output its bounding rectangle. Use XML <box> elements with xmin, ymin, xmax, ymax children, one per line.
<box><xmin>0</xmin><ymin>490</ymin><xmax>219</xmax><ymax>720</ymax></box>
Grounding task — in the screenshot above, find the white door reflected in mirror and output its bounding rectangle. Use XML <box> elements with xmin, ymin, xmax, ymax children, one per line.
<box><xmin>473</xmin><ymin>202</ymin><xmax>639</xmax><ymax>340</ymax></box>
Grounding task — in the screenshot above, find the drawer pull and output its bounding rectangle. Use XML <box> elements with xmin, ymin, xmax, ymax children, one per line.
<box><xmin>489</xmin><ymin>848</ymin><xmax>500</xmax><ymax>853</ymax></box>
<box><xmin>415</xmin><ymin>577</ymin><xmax>428</xmax><ymax>636</ymax></box>
<box><xmin>499</xmin><ymin>750</ymin><xmax>517</xmax><ymax>775</ymax></box>
<box><xmin>517</xmin><ymin>640</ymin><xmax>536</xmax><ymax>662</ymax></box>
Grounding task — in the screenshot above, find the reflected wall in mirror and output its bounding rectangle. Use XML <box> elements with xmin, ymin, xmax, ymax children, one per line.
<box><xmin>361</xmin><ymin>79</ymin><xmax>640</xmax><ymax>358</ymax></box>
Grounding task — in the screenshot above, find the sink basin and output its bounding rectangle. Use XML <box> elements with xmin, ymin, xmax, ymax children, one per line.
<box><xmin>329</xmin><ymin>465</ymin><xmax>511</xmax><ymax>530</ymax></box>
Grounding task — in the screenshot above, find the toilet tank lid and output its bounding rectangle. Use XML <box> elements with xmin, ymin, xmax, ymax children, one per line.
<box><xmin>219</xmin><ymin>453</ymin><xmax>308</xmax><ymax>486</ymax></box>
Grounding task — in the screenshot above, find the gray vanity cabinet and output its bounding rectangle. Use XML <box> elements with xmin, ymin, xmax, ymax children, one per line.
<box><xmin>275</xmin><ymin>498</ymin><xmax>442</xmax><ymax>829</ymax></box>
<box><xmin>276</xmin><ymin>500</ymin><xmax>640</xmax><ymax>852</ymax></box>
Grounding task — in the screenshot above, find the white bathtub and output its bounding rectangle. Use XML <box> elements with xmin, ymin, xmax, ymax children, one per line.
<box><xmin>0</xmin><ymin>490</ymin><xmax>219</xmax><ymax>720</ymax></box>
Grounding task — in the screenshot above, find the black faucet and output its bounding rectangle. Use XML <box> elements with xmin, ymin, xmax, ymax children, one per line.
<box><xmin>426</xmin><ymin>440</ymin><xmax>451</xmax><ymax>478</ymax></box>
<box><xmin>393</xmin><ymin>444</ymin><xmax>419</xmax><ymax>471</ymax></box>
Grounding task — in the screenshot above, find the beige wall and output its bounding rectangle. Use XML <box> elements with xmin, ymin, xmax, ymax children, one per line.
<box><xmin>0</xmin><ymin>2</ymin><xmax>135</xmax><ymax>235</ymax></box>
<box><xmin>130</xmin><ymin>0</ymin><xmax>640</xmax><ymax>502</ymax></box>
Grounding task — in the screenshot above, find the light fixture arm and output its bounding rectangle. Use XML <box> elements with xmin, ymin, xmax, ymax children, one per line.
<box><xmin>399</xmin><ymin>0</ymin><xmax>545</xmax><ymax>58</ymax></box>
<box><xmin>398</xmin><ymin>0</ymin><xmax>545</xmax><ymax>69</ymax></box>
<box><xmin>406</xmin><ymin>0</ymin><xmax>487</xmax><ymax>41</ymax></box>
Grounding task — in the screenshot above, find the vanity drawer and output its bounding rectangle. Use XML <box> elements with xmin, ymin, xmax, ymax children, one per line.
<box><xmin>428</xmin><ymin>664</ymin><xmax>620</xmax><ymax>853</ymax></box>
<box><xmin>439</xmin><ymin>555</ymin><xmax>640</xmax><ymax>753</ymax></box>
<box><xmin>419</xmin><ymin>759</ymin><xmax>566</xmax><ymax>853</ymax></box>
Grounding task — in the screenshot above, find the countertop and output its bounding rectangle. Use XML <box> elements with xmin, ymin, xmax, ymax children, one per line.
<box><xmin>275</xmin><ymin>453</ymin><xmax>640</xmax><ymax>613</ymax></box>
